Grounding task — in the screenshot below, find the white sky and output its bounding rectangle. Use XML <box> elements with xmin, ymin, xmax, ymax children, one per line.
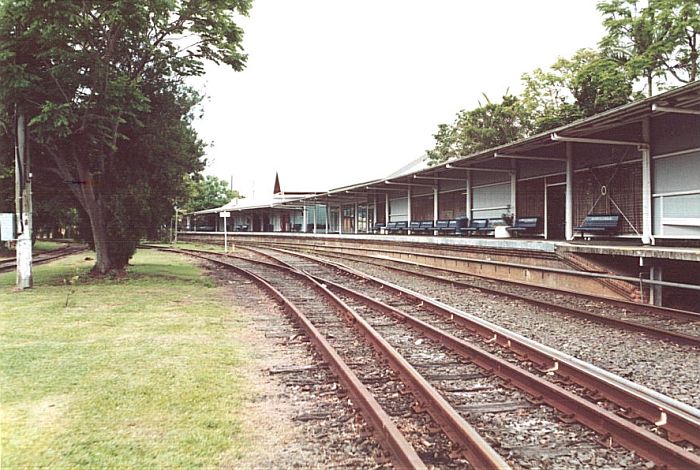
<box><xmin>192</xmin><ymin>1</ymin><xmax>606</xmax><ymax>199</ymax></box>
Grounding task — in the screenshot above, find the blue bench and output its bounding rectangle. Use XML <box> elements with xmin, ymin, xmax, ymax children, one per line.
<box><xmin>435</xmin><ymin>219</ymin><xmax>458</xmax><ymax>234</ymax></box>
<box><xmin>458</xmin><ymin>218</ymin><xmax>490</xmax><ymax>236</ymax></box>
<box><xmin>409</xmin><ymin>221</ymin><xmax>422</xmax><ymax>233</ymax></box>
<box><xmin>574</xmin><ymin>214</ymin><xmax>620</xmax><ymax>237</ymax></box>
<box><xmin>507</xmin><ymin>217</ymin><xmax>542</xmax><ymax>236</ymax></box>
<box><xmin>387</xmin><ymin>221</ymin><xmax>408</xmax><ymax>234</ymax></box>
<box><xmin>372</xmin><ymin>222</ymin><xmax>386</xmax><ymax>234</ymax></box>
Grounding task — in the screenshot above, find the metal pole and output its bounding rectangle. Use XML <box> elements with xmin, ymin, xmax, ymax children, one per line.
<box><xmin>385</xmin><ymin>192</ymin><xmax>390</xmax><ymax>225</ymax></box>
<box><xmin>15</xmin><ymin>110</ymin><xmax>32</xmax><ymax>289</ymax></box>
<box><xmin>465</xmin><ymin>170</ymin><xmax>472</xmax><ymax>220</ymax></box>
<box><xmin>223</xmin><ymin>215</ymin><xmax>228</xmax><ymax>253</ymax></box>
<box><xmin>565</xmin><ymin>142</ymin><xmax>574</xmax><ymax>241</ymax></box>
<box><xmin>641</xmin><ymin>119</ymin><xmax>652</xmax><ymax>245</ymax></box>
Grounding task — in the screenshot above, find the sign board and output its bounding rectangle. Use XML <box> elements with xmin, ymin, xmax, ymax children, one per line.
<box><xmin>219</xmin><ymin>211</ymin><xmax>231</xmax><ymax>218</ymax></box>
<box><xmin>0</xmin><ymin>213</ymin><xmax>15</xmax><ymax>241</ymax></box>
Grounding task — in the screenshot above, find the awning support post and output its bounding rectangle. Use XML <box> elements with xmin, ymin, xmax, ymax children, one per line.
<box><xmin>642</xmin><ymin>118</ymin><xmax>653</xmax><ymax>245</ymax></box>
<box><xmin>565</xmin><ymin>142</ymin><xmax>574</xmax><ymax>241</ymax></box>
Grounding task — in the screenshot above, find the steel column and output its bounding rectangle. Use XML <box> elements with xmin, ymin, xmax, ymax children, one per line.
<box><xmin>385</xmin><ymin>192</ymin><xmax>390</xmax><ymax>224</ymax></box>
<box><xmin>565</xmin><ymin>143</ymin><xmax>574</xmax><ymax>241</ymax></box>
<box><xmin>642</xmin><ymin>119</ymin><xmax>653</xmax><ymax>245</ymax></box>
<box><xmin>465</xmin><ymin>171</ymin><xmax>472</xmax><ymax>220</ymax></box>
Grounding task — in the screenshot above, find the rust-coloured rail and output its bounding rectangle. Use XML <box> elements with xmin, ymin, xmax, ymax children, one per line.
<box><xmin>240</xmin><ymin>246</ymin><xmax>700</xmax><ymax>453</ymax></box>
<box><xmin>0</xmin><ymin>245</ymin><xmax>86</xmax><ymax>273</ymax></box>
<box><xmin>252</xmin><ymin>239</ymin><xmax>700</xmax><ymax>322</ymax></box>
<box><xmin>269</xmin><ymin>244</ymin><xmax>700</xmax><ymax>346</ymax></box>
<box><xmin>168</xmin><ymin>248</ymin><xmax>511</xmax><ymax>469</ymax></box>
<box><xmin>170</xmin><ymin>249</ymin><xmax>428</xmax><ymax>469</ymax></box>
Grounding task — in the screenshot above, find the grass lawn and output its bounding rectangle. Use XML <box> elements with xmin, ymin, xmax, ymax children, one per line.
<box><xmin>1</xmin><ymin>250</ymin><xmax>251</xmax><ymax>468</ymax></box>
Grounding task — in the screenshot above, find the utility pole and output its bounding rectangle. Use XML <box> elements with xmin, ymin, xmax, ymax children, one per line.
<box><xmin>15</xmin><ymin>109</ymin><xmax>32</xmax><ymax>289</ymax></box>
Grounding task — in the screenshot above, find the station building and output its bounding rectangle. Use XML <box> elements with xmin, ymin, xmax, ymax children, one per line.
<box><xmin>183</xmin><ymin>80</ymin><xmax>700</xmax><ymax>308</ymax></box>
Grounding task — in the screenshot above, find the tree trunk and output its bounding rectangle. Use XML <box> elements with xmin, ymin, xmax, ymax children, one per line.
<box><xmin>86</xmin><ymin>199</ymin><xmax>112</xmax><ymax>274</ymax></box>
<box><xmin>46</xmin><ymin>144</ymin><xmax>115</xmax><ymax>274</ymax></box>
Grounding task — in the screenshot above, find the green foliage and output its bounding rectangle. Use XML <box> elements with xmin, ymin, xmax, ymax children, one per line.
<box><xmin>426</xmin><ymin>94</ymin><xmax>531</xmax><ymax>164</ymax></box>
<box><xmin>521</xmin><ymin>49</ymin><xmax>636</xmax><ymax>132</ymax></box>
<box><xmin>184</xmin><ymin>175</ymin><xmax>241</xmax><ymax>213</ymax></box>
<box><xmin>597</xmin><ymin>0</ymin><xmax>699</xmax><ymax>93</ymax></box>
<box><xmin>0</xmin><ymin>0</ymin><xmax>251</xmax><ymax>273</ymax></box>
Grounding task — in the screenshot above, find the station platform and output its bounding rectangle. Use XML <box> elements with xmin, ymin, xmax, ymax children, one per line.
<box><xmin>181</xmin><ymin>231</ymin><xmax>700</xmax><ymax>262</ymax></box>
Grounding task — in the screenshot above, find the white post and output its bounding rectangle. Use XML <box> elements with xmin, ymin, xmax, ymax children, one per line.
<box><xmin>173</xmin><ymin>207</ymin><xmax>178</xmax><ymax>245</ymax></box>
<box><xmin>302</xmin><ymin>205</ymin><xmax>307</xmax><ymax>233</ymax></box>
<box><xmin>565</xmin><ymin>142</ymin><xmax>574</xmax><ymax>241</ymax></box>
<box><xmin>385</xmin><ymin>192</ymin><xmax>390</xmax><ymax>224</ymax></box>
<box><xmin>354</xmin><ymin>202</ymin><xmax>358</xmax><ymax>234</ymax></box>
<box><xmin>642</xmin><ymin>119</ymin><xmax>652</xmax><ymax>245</ymax></box>
<box><xmin>15</xmin><ymin>110</ymin><xmax>32</xmax><ymax>289</ymax></box>
<box><xmin>313</xmin><ymin>204</ymin><xmax>317</xmax><ymax>234</ymax></box>
<box><xmin>465</xmin><ymin>170</ymin><xmax>472</xmax><ymax>221</ymax></box>
<box><xmin>223</xmin><ymin>215</ymin><xmax>228</xmax><ymax>253</ymax></box>
<box><xmin>325</xmin><ymin>204</ymin><xmax>329</xmax><ymax>234</ymax></box>
<box><xmin>407</xmin><ymin>186</ymin><xmax>412</xmax><ymax>232</ymax></box>
<box><xmin>433</xmin><ymin>184</ymin><xmax>439</xmax><ymax>235</ymax></box>
<box><xmin>433</xmin><ymin>185</ymin><xmax>439</xmax><ymax>222</ymax></box>
<box><xmin>510</xmin><ymin>168</ymin><xmax>517</xmax><ymax>218</ymax></box>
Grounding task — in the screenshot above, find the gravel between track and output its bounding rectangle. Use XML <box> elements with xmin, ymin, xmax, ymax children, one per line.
<box><xmin>314</xmin><ymin>253</ymin><xmax>700</xmax><ymax>409</ymax></box>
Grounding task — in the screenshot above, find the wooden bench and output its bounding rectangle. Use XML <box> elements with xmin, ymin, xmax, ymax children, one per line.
<box><xmin>458</xmin><ymin>218</ymin><xmax>490</xmax><ymax>236</ymax></box>
<box><xmin>574</xmin><ymin>214</ymin><xmax>620</xmax><ymax>237</ymax></box>
<box><xmin>506</xmin><ymin>217</ymin><xmax>542</xmax><ymax>237</ymax></box>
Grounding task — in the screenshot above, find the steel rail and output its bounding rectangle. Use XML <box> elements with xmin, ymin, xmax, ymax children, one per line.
<box><xmin>245</xmin><ymin>239</ymin><xmax>700</xmax><ymax>320</ymax></box>
<box><xmin>258</xmin><ymin>242</ymin><xmax>700</xmax><ymax>343</ymax></box>
<box><xmin>164</xmin><ymin>249</ymin><xmax>427</xmax><ymax>469</ymax></box>
<box><xmin>311</xmin><ymin>274</ymin><xmax>700</xmax><ymax>470</ymax></box>
<box><xmin>0</xmin><ymin>245</ymin><xmax>86</xmax><ymax>273</ymax></box>
<box><xmin>241</xmin><ymin>245</ymin><xmax>700</xmax><ymax>450</ymax></box>
<box><xmin>169</xmin><ymin>248</ymin><xmax>511</xmax><ymax>469</ymax></box>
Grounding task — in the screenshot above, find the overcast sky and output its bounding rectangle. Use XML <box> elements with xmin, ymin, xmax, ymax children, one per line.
<box><xmin>191</xmin><ymin>1</ymin><xmax>606</xmax><ymax>199</ymax></box>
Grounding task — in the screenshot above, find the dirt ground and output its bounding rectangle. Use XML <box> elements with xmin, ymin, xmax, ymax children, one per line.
<box><xmin>203</xmin><ymin>260</ymin><xmax>386</xmax><ymax>469</ymax></box>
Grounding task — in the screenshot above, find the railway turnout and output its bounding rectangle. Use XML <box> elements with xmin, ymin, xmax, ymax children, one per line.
<box><xmin>158</xmin><ymin>244</ymin><xmax>700</xmax><ymax>469</ymax></box>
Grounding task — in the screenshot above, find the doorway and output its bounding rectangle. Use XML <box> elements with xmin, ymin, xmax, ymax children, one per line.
<box><xmin>546</xmin><ymin>183</ymin><xmax>566</xmax><ymax>239</ymax></box>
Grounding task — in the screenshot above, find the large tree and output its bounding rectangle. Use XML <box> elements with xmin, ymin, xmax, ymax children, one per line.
<box><xmin>521</xmin><ymin>48</ymin><xmax>636</xmax><ymax>133</ymax></box>
<box><xmin>426</xmin><ymin>94</ymin><xmax>532</xmax><ymax>164</ymax></box>
<box><xmin>184</xmin><ymin>175</ymin><xmax>241</xmax><ymax>213</ymax></box>
<box><xmin>598</xmin><ymin>0</ymin><xmax>676</xmax><ymax>96</ymax></box>
<box><xmin>598</xmin><ymin>0</ymin><xmax>700</xmax><ymax>91</ymax></box>
<box><xmin>0</xmin><ymin>0</ymin><xmax>250</xmax><ymax>273</ymax></box>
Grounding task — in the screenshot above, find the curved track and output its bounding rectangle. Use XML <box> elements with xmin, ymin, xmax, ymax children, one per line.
<box><xmin>0</xmin><ymin>244</ymin><xmax>87</xmax><ymax>273</ymax></box>
<box><xmin>164</xmin><ymin>245</ymin><xmax>700</xmax><ymax>469</ymax></box>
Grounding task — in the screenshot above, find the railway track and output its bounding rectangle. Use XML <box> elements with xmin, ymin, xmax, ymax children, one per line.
<box><xmin>254</xmin><ymin>241</ymin><xmax>700</xmax><ymax>346</ymax></box>
<box><xmin>0</xmin><ymin>244</ymin><xmax>86</xmax><ymax>273</ymax></box>
<box><xmin>168</xmin><ymin>248</ymin><xmax>505</xmax><ymax>468</ymax></box>
<box><xmin>165</xmin><ymin>245</ymin><xmax>700</xmax><ymax>469</ymax></box>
